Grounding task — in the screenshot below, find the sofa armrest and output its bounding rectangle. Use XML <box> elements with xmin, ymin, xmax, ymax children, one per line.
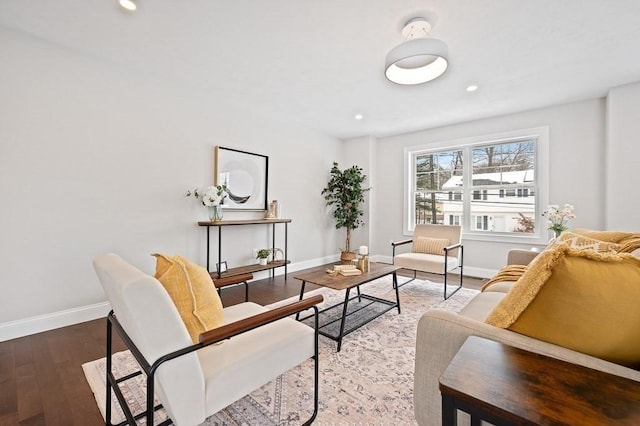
<box><xmin>414</xmin><ymin>310</ymin><xmax>640</xmax><ymax>426</ymax></box>
<box><xmin>506</xmin><ymin>248</ymin><xmax>539</xmax><ymax>266</ymax></box>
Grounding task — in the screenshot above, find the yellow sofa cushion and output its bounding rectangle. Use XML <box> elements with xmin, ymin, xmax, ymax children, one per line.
<box><xmin>485</xmin><ymin>242</ymin><xmax>640</xmax><ymax>368</ymax></box>
<box><xmin>413</xmin><ymin>236</ymin><xmax>450</xmax><ymax>255</ymax></box>
<box><xmin>152</xmin><ymin>253</ymin><xmax>224</xmax><ymax>344</ymax></box>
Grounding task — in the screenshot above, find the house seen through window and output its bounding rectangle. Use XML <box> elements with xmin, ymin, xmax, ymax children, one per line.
<box><xmin>407</xmin><ymin>128</ymin><xmax>548</xmax><ymax>241</ymax></box>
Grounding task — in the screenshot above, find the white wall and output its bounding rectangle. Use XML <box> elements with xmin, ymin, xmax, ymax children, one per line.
<box><xmin>0</xmin><ymin>28</ymin><xmax>342</xmax><ymax>339</ymax></box>
<box><xmin>606</xmin><ymin>81</ymin><xmax>640</xmax><ymax>231</ymax></box>
<box><xmin>342</xmin><ymin>136</ymin><xmax>376</xmax><ymax>253</ymax></box>
<box><xmin>368</xmin><ymin>99</ymin><xmax>606</xmax><ymax>274</ymax></box>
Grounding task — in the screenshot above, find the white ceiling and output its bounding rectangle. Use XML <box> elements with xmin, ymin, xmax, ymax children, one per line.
<box><xmin>1</xmin><ymin>0</ymin><xmax>639</xmax><ymax>139</ymax></box>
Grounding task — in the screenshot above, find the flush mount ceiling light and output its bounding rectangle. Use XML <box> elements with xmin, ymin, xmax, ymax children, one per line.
<box><xmin>385</xmin><ymin>17</ymin><xmax>449</xmax><ymax>85</ymax></box>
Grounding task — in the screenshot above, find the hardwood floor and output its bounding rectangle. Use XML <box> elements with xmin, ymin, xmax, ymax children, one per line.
<box><xmin>0</xmin><ymin>265</ymin><xmax>485</xmax><ymax>425</ymax></box>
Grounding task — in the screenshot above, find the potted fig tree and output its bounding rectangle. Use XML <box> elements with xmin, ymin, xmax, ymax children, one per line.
<box><xmin>321</xmin><ymin>162</ymin><xmax>370</xmax><ymax>262</ymax></box>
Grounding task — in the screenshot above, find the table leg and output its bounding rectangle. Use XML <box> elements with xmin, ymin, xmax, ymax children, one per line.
<box><xmin>393</xmin><ymin>272</ymin><xmax>401</xmax><ymax>314</ymax></box>
<box><xmin>356</xmin><ymin>285</ymin><xmax>361</xmax><ymax>302</ymax></box>
<box><xmin>336</xmin><ymin>287</ymin><xmax>352</xmax><ymax>352</ymax></box>
<box><xmin>296</xmin><ymin>280</ymin><xmax>306</xmax><ymax>321</ymax></box>
<box><xmin>441</xmin><ymin>394</ymin><xmax>457</xmax><ymax>426</ymax></box>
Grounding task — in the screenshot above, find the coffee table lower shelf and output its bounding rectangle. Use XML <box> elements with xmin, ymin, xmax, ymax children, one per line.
<box><xmin>294</xmin><ymin>263</ymin><xmax>401</xmax><ymax>352</ymax></box>
<box><xmin>298</xmin><ymin>293</ymin><xmax>398</xmax><ymax>349</ymax></box>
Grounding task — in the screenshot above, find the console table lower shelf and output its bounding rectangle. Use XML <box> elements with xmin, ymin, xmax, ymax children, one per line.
<box><xmin>210</xmin><ymin>260</ymin><xmax>291</xmax><ymax>279</ymax></box>
<box><xmin>294</xmin><ymin>263</ymin><xmax>401</xmax><ymax>352</ymax></box>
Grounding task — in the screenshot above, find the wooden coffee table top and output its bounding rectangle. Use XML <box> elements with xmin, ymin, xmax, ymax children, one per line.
<box><xmin>440</xmin><ymin>336</ymin><xmax>640</xmax><ymax>425</ymax></box>
<box><xmin>293</xmin><ymin>262</ymin><xmax>400</xmax><ymax>290</ymax></box>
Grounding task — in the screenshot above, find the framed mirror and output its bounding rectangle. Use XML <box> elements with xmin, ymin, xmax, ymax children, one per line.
<box><xmin>214</xmin><ymin>146</ymin><xmax>268</xmax><ymax>211</ymax></box>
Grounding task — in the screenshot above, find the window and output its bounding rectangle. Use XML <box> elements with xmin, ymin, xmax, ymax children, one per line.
<box><xmin>405</xmin><ymin>127</ymin><xmax>549</xmax><ymax>243</ymax></box>
<box><xmin>473</xmin><ymin>190</ymin><xmax>488</xmax><ymax>200</ymax></box>
<box><xmin>448</xmin><ymin>191</ymin><xmax>462</xmax><ymax>201</ymax></box>
<box><xmin>474</xmin><ymin>215</ymin><xmax>489</xmax><ymax>230</ymax></box>
<box><xmin>414</xmin><ymin>149</ymin><xmax>462</xmax><ymax>225</ymax></box>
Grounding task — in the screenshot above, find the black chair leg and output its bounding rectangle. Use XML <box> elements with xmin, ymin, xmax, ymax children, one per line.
<box><xmin>396</xmin><ymin>270</ymin><xmax>417</xmax><ymax>289</ymax></box>
<box><xmin>443</xmin><ymin>270</ymin><xmax>463</xmax><ymax>300</ymax></box>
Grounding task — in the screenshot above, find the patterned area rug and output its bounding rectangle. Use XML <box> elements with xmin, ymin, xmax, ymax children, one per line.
<box><xmin>82</xmin><ymin>277</ymin><xmax>478</xmax><ymax>425</ymax></box>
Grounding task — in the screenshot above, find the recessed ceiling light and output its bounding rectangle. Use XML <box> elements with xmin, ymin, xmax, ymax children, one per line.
<box><xmin>466</xmin><ymin>84</ymin><xmax>479</xmax><ymax>92</ymax></box>
<box><xmin>354</xmin><ymin>114</ymin><xmax>364</xmax><ymax>120</ymax></box>
<box><xmin>119</xmin><ymin>0</ymin><xmax>137</xmax><ymax>11</ymax></box>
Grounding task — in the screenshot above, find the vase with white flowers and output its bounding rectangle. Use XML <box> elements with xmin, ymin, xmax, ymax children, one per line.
<box><xmin>186</xmin><ymin>185</ymin><xmax>229</xmax><ymax>221</ymax></box>
<box><xmin>541</xmin><ymin>204</ymin><xmax>576</xmax><ymax>238</ymax></box>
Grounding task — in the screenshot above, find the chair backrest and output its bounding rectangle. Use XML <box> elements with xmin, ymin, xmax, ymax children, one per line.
<box><xmin>93</xmin><ymin>253</ymin><xmax>206</xmax><ymax>425</ymax></box>
<box><xmin>413</xmin><ymin>224</ymin><xmax>461</xmax><ymax>257</ymax></box>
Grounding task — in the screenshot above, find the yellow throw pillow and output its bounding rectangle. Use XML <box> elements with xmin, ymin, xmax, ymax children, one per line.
<box><xmin>413</xmin><ymin>236</ymin><xmax>450</xmax><ymax>255</ymax></box>
<box><xmin>485</xmin><ymin>242</ymin><xmax>640</xmax><ymax>368</ymax></box>
<box><xmin>558</xmin><ymin>231</ymin><xmax>620</xmax><ymax>253</ymax></box>
<box><xmin>152</xmin><ymin>253</ymin><xmax>224</xmax><ymax>344</ymax></box>
<box><xmin>570</xmin><ymin>229</ymin><xmax>640</xmax><ymax>253</ymax></box>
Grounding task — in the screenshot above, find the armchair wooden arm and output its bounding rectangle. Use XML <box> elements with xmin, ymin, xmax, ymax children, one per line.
<box><xmin>199</xmin><ymin>294</ymin><xmax>324</xmax><ymax>345</ymax></box>
<box><xmin>392</xmin><ymin>239</ymin><xmax>413</xmax><ymax>257</ymax></box>
<box><xmin>391</xmin><ymin>238</ymin><xmax>413</xmax><ymax>247</ymax></box>
<box><xmin>443</xmin><ymin>242</ymin><xmax>462</xmax><ymax>252</ymax></box>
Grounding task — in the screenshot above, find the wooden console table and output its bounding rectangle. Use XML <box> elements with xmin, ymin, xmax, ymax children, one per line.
<box><xmin>198</xmin><ymin>218</ymin><xmax>291</xmax><ymax>280</ymax></box>
<box><xmin>439</xmin><ymin>336</ymin><xmax>640</xmax><ymax>425</ymax></box>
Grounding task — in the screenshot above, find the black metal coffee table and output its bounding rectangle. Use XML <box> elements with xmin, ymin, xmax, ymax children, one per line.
<box><xmin>294</xmin><ymin>262</ymin><xmax>401</xmax><ymax>351</ymax></box>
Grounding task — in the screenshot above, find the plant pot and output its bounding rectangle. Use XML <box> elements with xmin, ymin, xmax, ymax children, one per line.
<box><xmin>340</xmin><ymin>251</ymin><xmax>356</xmax><ymax>263</ymax></box>
<box><xmin>258</xmin><ymin>258</ymin><xmax>268</xmax><ymax>266</ymax></box>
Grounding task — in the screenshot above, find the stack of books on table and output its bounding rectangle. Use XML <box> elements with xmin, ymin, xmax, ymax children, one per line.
<box><xmin>333</xmin><ymin>264</ymin><xmax>362</xmax><ymax>276</ymax></box>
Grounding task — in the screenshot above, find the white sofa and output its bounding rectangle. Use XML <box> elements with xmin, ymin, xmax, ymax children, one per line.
<box><xmin>413</xmin><ymin>249</ymin><xmax>640</xmax><ymax>426</ymax></box>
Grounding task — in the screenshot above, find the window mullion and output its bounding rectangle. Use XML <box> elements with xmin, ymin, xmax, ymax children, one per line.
<box><xmin>461</xmin><ymin>146</ymin><xmax>472</xmax><ymax>233</ymax></box>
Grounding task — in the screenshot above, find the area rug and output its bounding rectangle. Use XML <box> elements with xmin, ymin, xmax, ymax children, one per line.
<box><xmin>82</xmin><ymin>277</ymin><xmax>479</xmax><ymax>425</ymax></box>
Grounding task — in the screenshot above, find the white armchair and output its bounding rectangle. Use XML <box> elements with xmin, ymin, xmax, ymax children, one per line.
<box><xmin>93</xmin><ymin>253</ymin><xmax>322</xmax><ymax>426</ymax></box>
<box><xmin>391</xmin><ymin>224</ymin><xmax>463</xmax><ymax>299</ymax></box>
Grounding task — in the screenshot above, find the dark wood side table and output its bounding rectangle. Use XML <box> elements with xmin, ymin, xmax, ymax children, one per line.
<box><xmin>439</xmin><ymin>336</ymin><xmax>640</xmax><ymax>425</ymax></box>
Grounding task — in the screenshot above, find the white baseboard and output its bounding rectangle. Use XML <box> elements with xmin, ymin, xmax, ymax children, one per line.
<box><xmin>0</xmin><ymin>254</ymin><xmax>495</xmax><ymax>342</ymax></box>
<box><xmin>250</xmin><ymin>254</ymin><xmax>340</xmax><ymax>280</ymax></box>
<box><xmin>0</xmin><ymin>301</ymin><xmax>112</xmax><ymax>342</ymax></box>
<box><xmin>371</xmin><ymin>255</ymin><xmax>496</xmax><ymax>279</ymax></box>
<box><xmin>462</xmin><ymin>266</ymin><xmax>497</xmax><ymax>279</ymax></box>
<box><xmin>0</xmin><ymin>256</ymin><xmax>340</xmax><ymax>342</ymax></box>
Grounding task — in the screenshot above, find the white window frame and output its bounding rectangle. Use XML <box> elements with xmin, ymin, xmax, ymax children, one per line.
<box><xmin>403</xmin><ymin>126</ymin><xmax>549</xmax><ymax>244</ymax></box>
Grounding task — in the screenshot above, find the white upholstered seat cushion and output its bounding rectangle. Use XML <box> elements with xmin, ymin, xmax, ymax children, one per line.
<box><xmin>394</xmin><ymin>252</ymin><xmax>459</xmax><ymax>275</ymax></box>
<box><xmin>198</xmin><ymin>302</ymin><xmax>315</xmax><ymax>414</ymax></box>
